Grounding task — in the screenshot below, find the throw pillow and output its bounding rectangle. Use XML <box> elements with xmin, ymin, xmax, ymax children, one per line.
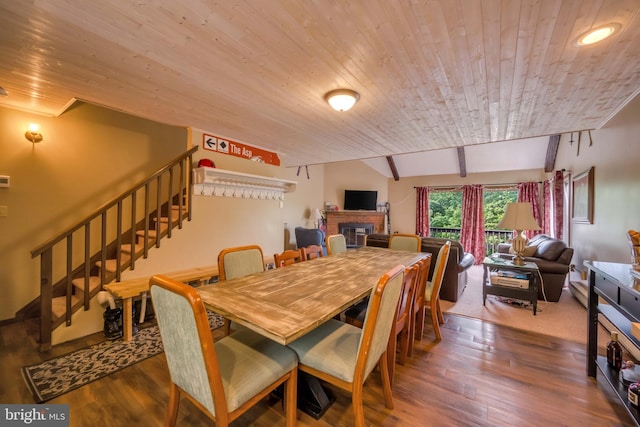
<box><xmin>508</xmin><ymin>245</ymin><xmax>537</xmax><ymax>257</ymax></box>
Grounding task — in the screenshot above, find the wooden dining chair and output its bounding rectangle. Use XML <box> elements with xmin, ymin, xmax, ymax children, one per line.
<box><xmin>386</xmin><ymin>263</ymin><xmax>419</xmax><ymax>385</ymax></box>
<box><xmin>300</xmin><ymin>244</ymin><xmax>324</xmax><ymax>260</ymax></box>
<box><xmin>217</xmin><ymin>245</ymin><xmax>265</xmax><ymax>334</ymax></box>
<box><xmin>407</xmin><ymin>257</ymin><xmax>432</xmax><ymax>357</ymax></box>
<box><xmin>217</xmin><ymin>244</ymin><xmax>265</xmax><ymax>281</ymax></box>
<box><xmin>274</xmin><ymin>249</ymin><xmax>305</xmax><ymax>267</ymax></box>
<box><xmin>388</xmin><ymin>233</ymin><xmax>422</xmax><ymax>252</ymax></box>
<box><xmin>326</xmin><ymin>234</ymin><xmax>347</xmax><ymax>255</ymax></box>
<box><xmin>287</xmin><ymin>264</ymin><xmax>405</xmax><ymax>427</ymax></box>
<box><xmin>416</xmin><ymin>241</ymin><xmax>451</xmax><ymax>342</ymax></box>
<box><xmin>150</xmin><ymin>275</ymin><xmax>298</xmax><ymax>427</ymax></box>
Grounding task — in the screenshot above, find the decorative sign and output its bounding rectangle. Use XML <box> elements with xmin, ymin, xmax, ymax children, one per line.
<box><xmin>202</xmin><ymin>133</ymin><xmax>280</xmax><ymax>166</ymax></box>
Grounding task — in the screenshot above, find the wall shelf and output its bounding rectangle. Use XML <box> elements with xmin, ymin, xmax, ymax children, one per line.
<box><xmin>192</xmin><ymin>167</ymin><xmax>296</xmax><ymax>200</ymax></box>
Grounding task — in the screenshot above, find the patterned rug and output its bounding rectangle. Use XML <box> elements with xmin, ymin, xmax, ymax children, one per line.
<box><xmin>22</xmin><ymin>311</ymin><xmax>224</xmax><ymax>403</ymax></box>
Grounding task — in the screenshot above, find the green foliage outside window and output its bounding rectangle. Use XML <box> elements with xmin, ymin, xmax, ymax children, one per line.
<box><xmin>429</xmin><ymin>189</ymin><xmax>517</xmax><ymax>229</ymax></box>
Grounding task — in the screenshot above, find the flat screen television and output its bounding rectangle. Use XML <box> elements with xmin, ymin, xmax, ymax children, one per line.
<box><xmin>344</xmin><ymin>190</ymin><xmax>377</xmax><ymax>211</ymax></box>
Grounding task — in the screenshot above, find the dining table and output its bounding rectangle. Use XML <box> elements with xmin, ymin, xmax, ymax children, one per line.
<box><xmin>197</xmin><ymin>245</ymin><xmax>430</xmax><ymax>345</ymax></box>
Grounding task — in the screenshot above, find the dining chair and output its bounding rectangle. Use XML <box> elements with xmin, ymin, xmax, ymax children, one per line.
<box><xmin>326</xmin><ymin>234</ymin><xmax>347</xmax><ymax>255</ymax></box>
<box><xmin>217</xmin><ymin>244</ymin><xmax>265</xmax><ymax>334</ymax></box>
<box><xmin>218</xmin><ymin>244</ymin><xmax>265</xmax><ymax>281</ymax></box>
<box><xmin>150</xmin><ymin>275</ymin><xmax>298</xmax><ymax>427</ymax></box>
<box><xmin>407</xmin><ymin>257</ymin><xmax>432</xmax><ymax>357</ymax></box>
<box><xmin>301</xmin><ymin>244</ymin><xmax>324</xmax><ymax>260</ymax></box>
<box><xmin>416</xmin><ymin>241</ymin><xmax>451</xmax><ymax>342</ymax></box>
<box><xmin>287</xmin><ymin>264</ymin><xmax>405</xmax><ymax>427</ymax></box>
<box><xmin>386</xmin><ymin>263</ymin><xmax>419</xmax><ymax>385</ymax></box>
<box><xmin>274</xmin><ymin>249</ymin><xmax>305</xmax><ymax>267</ymax></box>
<box><xmin>388</xmin><ymin>233</ymin><xmax>422</xmax><ymax>252</ymax></box>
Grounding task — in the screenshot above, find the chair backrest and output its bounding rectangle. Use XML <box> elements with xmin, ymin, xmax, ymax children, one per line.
<box><xmin>301</xmin><ymin>244</ymin><xmax>324</xmax><ymax>260</ymax></box>
<box><xmin>389</xmin><ymin>234</ymin><xmax>422</xmax><ymax>253</ymax></box>
<box><xmin>150</xmin><ymin>275</ymin><xmax>226</xmax><ymax>418</ymax></box>
<box><xmin>326</xmin><ymin>234</ymin><xmax>347</xmax><ymax>255</ymax></box>
<box><xmin>354</xmin><ymin>264</ymin><xmax>405</xmax><ymax>381</ymax></box>
<box><xmin>426</xmin><ymin>241</ymin><xmax>451</xmax><ymax>302</ymax></box>
<box><xmin>218</xmin><ymin>245</ymin><xmax>265</xmax><ymax>280</ymax></box>
<box><xmin>294</xmin><ymin>227</ymin><xmax>325</xmax><ymax>248</ymax></box>
<box><xmin>395</xmin><ymin>264</ymin><xmax>419</xmax><ymax>332</ymax></box>
<box><xmin>274</xmin><ymin>249</ymin><xmax>305</xmax><ymax>268</ymax></box>
<box><xmin>413</xmin><ymin>257</ymin><xmax>432</xmax><ymax>308</ymax></box>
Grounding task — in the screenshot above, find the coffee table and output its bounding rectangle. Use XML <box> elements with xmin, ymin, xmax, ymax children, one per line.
<box><xmin>482</xmin><ymin>256</ymin><xmax>539</xmax><ymax>315</ymax></box>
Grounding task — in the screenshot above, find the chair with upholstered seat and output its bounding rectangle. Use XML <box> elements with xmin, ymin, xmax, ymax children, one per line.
<box><xmin>301</xmin><ymin>244</ymin><xmax>324</xmax><ymax>260</ymax></box>
<box><xmin>287</xmin><ymin>264</ymin><xmax>405</xmax><ymax>427</ymax></box>
<box><xmin>388</xmin><ymin>234</ymin><xmax>422</xmax><ymax>252</ymax></box>
<box><xmin>415</xmin><ymin>241</ymin><xmax>450</xmax><ymax>342</ymax></box>
<box><xmin>218</xmin><ymin>245</ymin><xmax>265</xmax><ymax>281</ymax></box>
<box><xmin>295</xmin><ymin>226</ymin><xmax>326</xmax><ymax>255</ymax></box>
<box><xmin>325</xmin><ymin>234</ymin><xmax>347</xmax><ymax>255</ymax></box>
<box><xmin>407</xmin><ymin>257</ymin><xmax>432</xmax><ymax>357</ymax></box>
<box><xmin>150</xmin><ymin>275</ymin><xmax>298</xmax><ymax>427</ymax></box>
<box><xmin>386</xmin><ymin>263</ymin><xmax>419</xmax><ymax>385</ymax></box>
<box><xmin>274</xmin><ymin>249</ymin><xmax>305</xmax><ymax>267</ymax></box>
<box><xmin>218</xmin><ymin>245</ymin><xmax>266</xmax><ymax>334</ymax></box>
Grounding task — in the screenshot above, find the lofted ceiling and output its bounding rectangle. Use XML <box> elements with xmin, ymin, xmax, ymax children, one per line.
<box><xmin>1</xmin><ymin>1</ymin><xmax>639</xmax><ymax>177</ymax></box>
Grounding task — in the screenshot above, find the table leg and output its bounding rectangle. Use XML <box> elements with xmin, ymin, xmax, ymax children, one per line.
<box><xmin>122</xmin><ymin>298</ymin><xmax>133</xmax><ymax>341</ymax></box>
<box><xmin>482</xmin><ymin>266</ymin><xmax>488</xmax><ymax>306</ymax></box>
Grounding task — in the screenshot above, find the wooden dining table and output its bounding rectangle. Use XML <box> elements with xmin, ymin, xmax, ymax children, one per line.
<box><xmin>197</xmin><ymin>246</ymin><xmax>430</xmax><ymax>345</ymax></box>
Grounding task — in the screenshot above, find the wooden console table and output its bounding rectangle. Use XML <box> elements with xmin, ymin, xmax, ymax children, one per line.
<box><xmin>586</xmin><ymin>260</ymin><xmax>640</xmax><ymax>426</ymax></box>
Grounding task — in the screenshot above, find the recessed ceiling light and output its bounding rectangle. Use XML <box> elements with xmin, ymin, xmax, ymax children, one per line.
<box><xmin>573</xmin><ymin>23</ymin><xmax>621</xmax><ymax>47</ymax></box>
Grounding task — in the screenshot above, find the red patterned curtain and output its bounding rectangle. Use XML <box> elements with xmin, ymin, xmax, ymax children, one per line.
<box><xmin>517</xmin><ymin>181</ymin><xmax>542</xmax><ymax>239</ymax></box>
<box><xmin>543</xmin><ymin>180</ymin><xmax>551</xmax><ymax>235</ymax></box>
<box><xmin>460</xmin><ymin>184</ymin><xmax>485</xmax><ymax>265</ymax></box>
<box><xmin>415</xmin><ymin>186</ymin><xmax>430</xmax><ymax>237</ymax></box>
<box><xmin>542</xmin><ymin>171</ymin><xmax>564</xmax><ymax>239</ymax></box>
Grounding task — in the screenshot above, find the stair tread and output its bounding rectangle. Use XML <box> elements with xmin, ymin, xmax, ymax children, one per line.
<box><xmin>96</xmin><ymin>255</ymin><xmax>131</xmax><ymax>272</ymax></box>
<box><xmin>121</xmin><ymin>243</ymin><xmax>145</xmax><ymax>254</ymax></box>
<box><xmin>52</xmin><ymin>295</ymin><xmax>81</xmax><ymax>319</ymax></box>
<box><xmin>71</xmin><ymin>276</ymin><xmax>102</xmax><ymax>292</ymax></box>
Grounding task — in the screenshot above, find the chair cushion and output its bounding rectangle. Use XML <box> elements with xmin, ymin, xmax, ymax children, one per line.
<box><xmin>287</xmin><ymin>319</ymin><xmax>360</xmax><ymax>383</ymax></box>
<box><xmin>217</xmin><ymin>329</ymin><xmax>298</xmax><ymax>413</ymax></box>
<box><xmin>534</xmin><ymin>239</ymin><xmax>567</xmax><ymax>261</ymax></box>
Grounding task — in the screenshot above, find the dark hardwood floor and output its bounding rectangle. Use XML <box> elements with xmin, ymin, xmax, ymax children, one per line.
<box><xmin>1</xmin><ymin>314</ymin><xmax>635</xmax><ymax>426</ymax></box>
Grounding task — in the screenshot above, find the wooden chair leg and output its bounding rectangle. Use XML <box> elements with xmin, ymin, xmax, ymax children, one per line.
<box><xmin>397</xmin><ymin>327</ymin><xmax>409</xmax><ymax>365</ymax></box>
<box><xmin>352</xmin><ymin>383</ymin><xmax>366</xmax><ymax>427</ymax></box>
<box><xmin>379</xmin><ymin>353</ymin><xmax>394</xmax><ymax>410</ymax></box>
<box><xmin>436</xmin><ymin>299</ymin><xmax>444</xmax><ymax>324</ymax></box>
<box><xmin>285</xmin><ymin>369</ymin><xmax>297</xmax><ymax>427</ymax></box>
<box><xmin>416</xmin><ymin>306</ymin><xmax>425</xmax><ymax>339</ymax></box>
<box><xmin>407</xmin><ymin>313</ymin><xmax>416</xmax><ymax>358</ymax></box>
<box><xmin>165</xmin><ymin>383</ymin><xmax>180</xmax><ymax>427</ymax></box>
<box><xmin>431</xmin><ymin>302</ymin><xmax>442</xmax><ymax>341</ymax></box>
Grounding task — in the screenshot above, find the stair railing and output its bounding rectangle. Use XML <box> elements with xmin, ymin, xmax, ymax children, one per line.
<box><xmin>30</xmin><ymin>146</ymin><xmax>197</xmax><ymax>351</ymax></box>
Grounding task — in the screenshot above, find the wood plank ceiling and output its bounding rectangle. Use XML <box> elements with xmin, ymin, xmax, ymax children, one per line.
<box><xmin>0</xmin><ymin>1</ymin><xmax>639</xmax><ymax>176</ymax></box>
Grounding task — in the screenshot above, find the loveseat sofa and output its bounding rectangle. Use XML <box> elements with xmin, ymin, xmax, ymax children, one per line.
<box><xmin>497</xmin><ymin>234</ymin><xmax>573</xmax><ymax>302</ymax></box>
<box><xmin>366</xmin><ymin>234</ymin><xmax>475</xmax><ymax>302</ymax></box>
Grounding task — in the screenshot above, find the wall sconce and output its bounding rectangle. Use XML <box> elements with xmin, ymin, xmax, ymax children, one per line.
<box><xmin>25</xmin><ymin>123</ymin><xmax>43</xmax><ymax>143</ymax></box>
<box><xmin>325</xmin><ymin>89</ymin><xmax>360</xmax><ymax>112</ymax></box>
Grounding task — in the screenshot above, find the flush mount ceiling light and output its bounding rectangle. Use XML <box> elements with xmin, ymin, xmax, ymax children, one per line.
<box><xmin>325</xmin><ymin>89</ymin><xmax>360</xmax><ymax>112</ymax></box>
<box><xmin>573</xmin><ymin>23</ymin><xmax>621</xmax><ymax>46</ymax></box>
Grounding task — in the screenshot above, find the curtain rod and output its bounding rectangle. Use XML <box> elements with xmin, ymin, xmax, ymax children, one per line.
<box><xmin>413</xmin><ymin>182</ymin><xmax>543</xmax><ymax>190</ymax></box>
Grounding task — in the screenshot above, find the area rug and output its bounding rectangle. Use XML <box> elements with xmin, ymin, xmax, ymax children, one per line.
<box><xmin>441</xmin><ymin>265</ymin><xmax>590</xmax><ymax>343</ymax></box>
<box><xmin>22</xmin><ymin>311</ymin><xmax>224</xmax><ymax>403</ymax></box>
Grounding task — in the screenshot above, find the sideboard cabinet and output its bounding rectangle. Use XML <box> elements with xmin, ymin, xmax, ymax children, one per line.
<box><xmin>586</xmin><ymin>260</ymin><xmax>640</xmax><ymax>425</ymax></box>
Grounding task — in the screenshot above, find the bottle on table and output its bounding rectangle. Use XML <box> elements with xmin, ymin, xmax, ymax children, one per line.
<box><xmin>607</xmin><ymin>331</ymin><xmax>623</xmax><ymax>370</ymax></box>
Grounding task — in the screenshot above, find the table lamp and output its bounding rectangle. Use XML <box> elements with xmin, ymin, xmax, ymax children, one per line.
<box><xmin>497</xmin><ymin>202</ymin><xmax>541</xmax><ymax>266</ymax></box>
<box><xmin>313</xmin><ymin>208</ymin><xmax>323</xmax><ymax>229</ymax></box>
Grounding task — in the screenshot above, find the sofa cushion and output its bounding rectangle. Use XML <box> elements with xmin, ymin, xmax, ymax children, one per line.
<box><xmin>535</xmin><ymin>239</ymin><xmax>567</xmax><ymax>261</ymax></box>
<box><xmin>508</xmin><ymin>245</ymin><xmax>537</xmax><ymax>257</ymax></box>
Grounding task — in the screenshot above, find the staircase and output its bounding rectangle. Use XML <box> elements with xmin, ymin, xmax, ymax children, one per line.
<box><xmin>27</xmin><ymin>147</ymin><xmax>198</xmax><ymax>351</ymax></box>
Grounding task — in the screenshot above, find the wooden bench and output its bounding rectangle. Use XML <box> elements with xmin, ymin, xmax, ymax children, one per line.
<box><xmin>103</xmin><ymin>265</ymin><xmax>219</xmax><ymax>341</ymax></box>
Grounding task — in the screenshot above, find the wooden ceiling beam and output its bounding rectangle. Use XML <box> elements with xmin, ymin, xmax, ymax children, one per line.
<box><xmin>386</xmin><ymin>156</ymin><xmax>399</xmax><ymax>181</ymax></box>
<box><xmin>544</xmin><ymin>134</ymin><xmax>561</xmax><ymax>172</ymax></box>
<box><xmin>457</xmin><ymin>147</ymin><xmax>467</xmax><ymax>177</ymax></box>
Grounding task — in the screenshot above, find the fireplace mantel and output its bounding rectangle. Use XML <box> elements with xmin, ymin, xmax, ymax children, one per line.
<box><xmin>325</xmin><ymin>211</ymin><xmax>386</xmax><ymax>236</ymax></box>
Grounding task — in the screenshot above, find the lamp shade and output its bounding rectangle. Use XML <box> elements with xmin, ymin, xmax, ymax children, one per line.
<box><xmin>497</xmin><ymin>202</ymin><xmax>541</xmax><ymax>231</ymax></box>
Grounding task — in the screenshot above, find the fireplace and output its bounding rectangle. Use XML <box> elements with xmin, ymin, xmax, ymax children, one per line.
<box><xmin>339</xmin><ymin>223</ymin><xmax>373</xmax><ymax>248</ymax></box>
